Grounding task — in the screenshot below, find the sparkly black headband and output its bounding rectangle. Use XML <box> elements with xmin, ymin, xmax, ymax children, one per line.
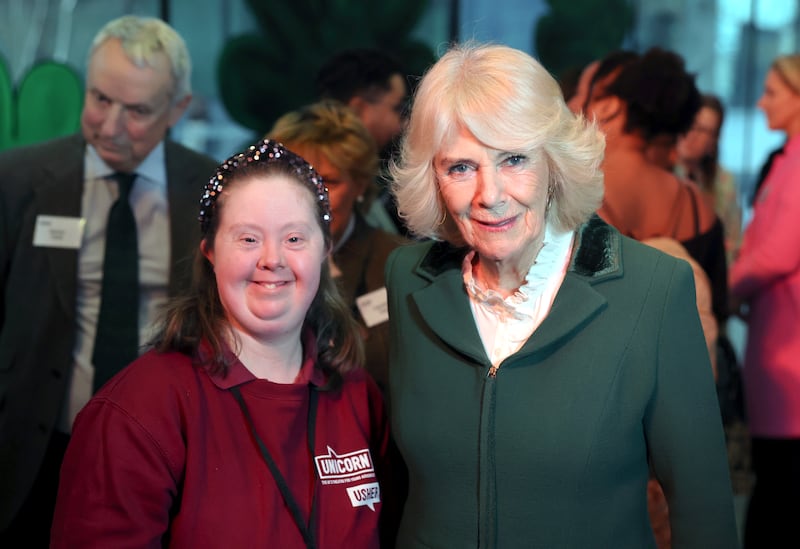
<box><xmin>199</xmin><ymin>139</ymin><xmax>331</xmax><ymax>233</ymax></box>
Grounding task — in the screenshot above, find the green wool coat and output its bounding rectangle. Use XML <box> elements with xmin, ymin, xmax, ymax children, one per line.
<box><xmin>385</xmin><ymin>216</ymin><xmax>739</xmax><ymax>549</ymax></box>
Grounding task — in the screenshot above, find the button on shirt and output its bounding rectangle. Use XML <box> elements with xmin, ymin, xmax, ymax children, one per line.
<box><xmin>60</xmin><ymin>143</ymin><xmax>171</xmax><ymax>432</ymax></box>
<box><xmin>463</xmin><ymin>223</ymin><xmax>575</xmax><ymax>370</ymax></box>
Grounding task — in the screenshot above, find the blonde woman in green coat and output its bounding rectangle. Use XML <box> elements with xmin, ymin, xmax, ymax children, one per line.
<box><xmin>385</xmin><ymin>42</ymin><xmax>738</xmax><ymax>548</ymax></box>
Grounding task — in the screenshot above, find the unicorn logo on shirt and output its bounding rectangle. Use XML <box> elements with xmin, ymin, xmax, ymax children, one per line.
<box><xmin>314</xmin><ymin>446</ymin><xmax>374</xmax><ymax>480</ymax></box>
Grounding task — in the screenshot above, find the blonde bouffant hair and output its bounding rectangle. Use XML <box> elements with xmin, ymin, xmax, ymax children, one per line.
<box><xmin>390</xmin><ymin>42</ymin><xmax>606</xmax><ymax>245</ymax></box>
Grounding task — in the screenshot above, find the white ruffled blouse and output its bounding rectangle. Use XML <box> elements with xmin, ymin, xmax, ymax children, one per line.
<box><xmin>462</xmin><ymin>223</ymin><xmax>575</xmax><ymax>374</ymax></box>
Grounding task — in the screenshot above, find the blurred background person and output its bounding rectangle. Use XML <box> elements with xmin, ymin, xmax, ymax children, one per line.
<box><xmin>730</xmin><ymin>53</ymin><xmax>800</xmax><ymax>549</ymax></box>
<box><xmin>386</xmin><ymin>42</ymin><xmax>737</xmax><ymax>548</ymax></box>
<box><xmin>676</xmin><ymin>94</ymin><xmax>742</xmax><ymax>266</ymax></box>
<box><xmin>315</xmin><ymin>48</ymin><xmax>410</xmax><ymax>236</ymax></box>
<box><xmin>315</xmin><ymin>48</ymin><xmax>408</xmax><ymax>154</ymax></box>
<box><xmin>676</xmin><ymin>92</ymin><xmax>752</xmax><ymax>530</ymax></box>
<box><xmin>268</xmin><ymin>99</ymin><xmax>408</xmax><ymax>397</ymax></box>
<box><xmin>0</xmin><ymin>16</ymin><xmax>217</xmax><ymax>546</ymax></box>
<box><xmin>586</xmin><ymin>48</ymin><xmax>729</xmax><ymax>329</ymax></box>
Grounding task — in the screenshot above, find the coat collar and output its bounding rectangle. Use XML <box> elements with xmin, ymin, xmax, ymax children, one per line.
<box><xmin>332</xmin><ymin>213</ymin><xmax>374</xmax><ymax>304</ymax></box>
<box><xmin>410</xmin><ymin>215</ymin><xmax>623</xmax><ymax>366</ymax></box>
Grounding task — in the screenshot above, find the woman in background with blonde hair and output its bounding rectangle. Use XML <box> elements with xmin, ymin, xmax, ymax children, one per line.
<box><xmin>268</xmin><ymin>99</ymin><xmax>408</xmax><ymax>398</ymax></box>
<box><xmin>731</xmin><ymin>53</ymin><xmax>800</xmax><ymax>548</ymax></box>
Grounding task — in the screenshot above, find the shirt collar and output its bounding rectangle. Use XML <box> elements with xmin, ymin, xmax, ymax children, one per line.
<box><xmin>462</xmin><ymin>222</ymin><xmax>574</xmax><ymax>320</ymax></box>
<box><xmin>85</xmin><ymin>141</ymin><xmax>167</xmax><ymax>187</ymax></box>
<box><xmin>203</xmin><ymin>327</ymin><xmax>327</xmax><ymax>389</ymax></box>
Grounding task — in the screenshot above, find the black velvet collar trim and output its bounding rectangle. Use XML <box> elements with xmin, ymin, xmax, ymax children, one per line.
<box><xmin>569</xmin><ymin>214</ymin><xmax>620</xmax><ymax>278</ymax></box>
<box><xmin>417</xmin><ymin>214</ymin><xmax>621</xmax><ymax>281</ymax></box>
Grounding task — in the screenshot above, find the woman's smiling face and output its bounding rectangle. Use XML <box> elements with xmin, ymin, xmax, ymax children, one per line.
<box><xmin>434</xmin><ymin>126</ymin><xmax>550</xmax><ymax>270</ymax></box>
<box><xmin>202</xmin><ymin>175</ymin><xmax>326</xmax><ymax>342</ymax></box>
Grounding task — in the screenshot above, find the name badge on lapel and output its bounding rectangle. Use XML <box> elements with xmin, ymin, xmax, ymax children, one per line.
<box><xmin>33</xmin><ymin>215</ymin><xmax>84</xmax><ymax>249</ymax></box>
<box><xmin>356</xmin><ymin>287</ymin><xmax>389</xmax><ymax>327</ymax></box>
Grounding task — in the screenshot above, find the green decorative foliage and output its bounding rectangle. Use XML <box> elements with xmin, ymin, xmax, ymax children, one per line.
<box><xmin>16</xmin><ymin>61</ymin><xmax>83</xmax><ymax>147</ymax></box>
<box><xmin>0</xmin><ymin>56</ymin><xmax>83</xmax><ymax>151</ymax></box>
<box><xmin>535</xmin><ymin>0</ymin><xmax>634</xmax><ymax>79</ymax></box>
<box><xmin>218</xmin><ymin>0</ymin><xmax>435</xmax><ymax>135</ymax></box>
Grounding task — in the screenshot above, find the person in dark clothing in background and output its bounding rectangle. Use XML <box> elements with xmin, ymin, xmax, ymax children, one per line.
<box><xmin>0</xmin><ymin>15</ymin><xmax>217</xmax><ymax>547</ymax></box>
<box><xmin>315</xmin><ymin>48</ymin><xmax>410</xmax><ymax>236</ymax></box>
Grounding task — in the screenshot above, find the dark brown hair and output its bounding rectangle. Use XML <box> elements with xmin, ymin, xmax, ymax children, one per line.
<box><xmin>150</xmin><ymin>140</ymin><xmax>364</xmax><ymax>387</ymax></box>
<box><xmin>695</xmin><ymin>94</ymin><xmax>725</xmax><ymax>190</ymax></box>
<box><xmin>605</xmin><ymin>48</ymin><xmax>701</xmax><ymax>141</ymax></box>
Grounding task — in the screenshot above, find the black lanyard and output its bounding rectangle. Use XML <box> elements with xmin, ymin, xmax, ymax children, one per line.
<box><xmin>230</xmin><ymin>385</ymin><xmax>319</xmax><ymax>549</ymax></box>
